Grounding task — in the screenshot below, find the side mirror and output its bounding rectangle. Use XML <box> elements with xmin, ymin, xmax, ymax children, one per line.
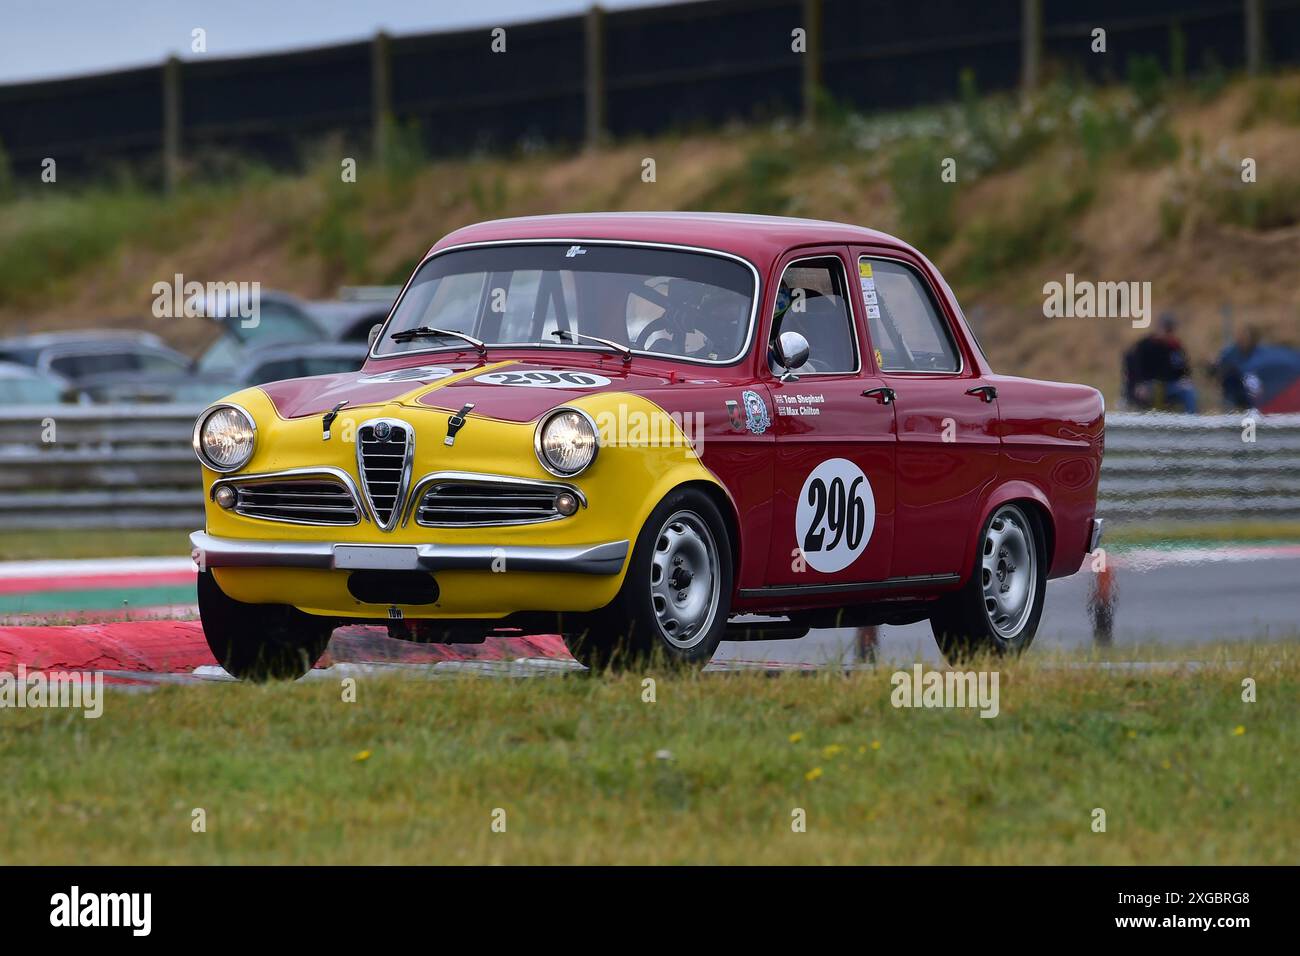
<box><xmin>773</xmin><ymin>330</ymin><xmax>810</xmax><ymax>381</ymax></box>
<box><xmin>368</xmin><ymin>323</ymin><xmax>384</xmax><ymax>349</ymax></box>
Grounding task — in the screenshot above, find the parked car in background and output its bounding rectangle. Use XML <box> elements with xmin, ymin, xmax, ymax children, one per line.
<box><xmin>0</xmin><ymin>330</ymin><xmax>212</xmax><ymax>403</ymax></box>
<box><xmin>190</xmin><ymin>212</ymin><xmax>1104</xmax><ymax>680</ymax></box>
<box><xmin>0</xmin><ymin>361</ymin><xmax>68</xmax><ymax>404</ymax></box>
<box><xmin>308</xmin><ymin>287</ymin><xmax>400</xmax><ymax>344</ymax></box>
<box><xmin>232</xmin><ymin>342</ymin><xmax>365</xmax><ymax>384</ymax></box>
<box><xmin>198</xmin><ymin>289</ymin><xmax>379</xmax><ymax>376</ymax></box>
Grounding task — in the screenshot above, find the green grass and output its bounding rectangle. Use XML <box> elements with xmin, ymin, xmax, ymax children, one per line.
<box><xmin>0</xmin><ymin>528</ymin><xmax>191</xmax><ymax>561</ymax></box>
<box><xmin>1</xmin><ymin>647</ymin><xmax>1293</xmax><ymax>864</ymax></box>
<box><xmin>1104</xmin><ymin>521</ymin><xmax>1300</xmax><ymax>547</ymax></box>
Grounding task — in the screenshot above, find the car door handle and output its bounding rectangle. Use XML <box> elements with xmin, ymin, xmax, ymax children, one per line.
<box><xmin>862</xmin><ymin>387</ymin><xmax>895</xmax><ymax>405</ymax></box>
<box><xmin>965</xmin><ymin>385</ymin><xmax>998</xmax><ymax>403</ymax></box>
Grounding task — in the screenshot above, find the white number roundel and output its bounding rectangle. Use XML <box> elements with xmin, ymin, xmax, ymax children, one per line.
<box><xmin>473</xmin><ymin>370</ymin><xmax>611</xmax><ymax>389</ymax></box>
<box><xmin>795</xmin><ymin>458</ymin><xmax>875</xmax><ymax>573</ymax></box>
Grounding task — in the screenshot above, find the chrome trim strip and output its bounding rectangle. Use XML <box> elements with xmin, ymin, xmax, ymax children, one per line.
<box><xmin>367</xmin><ymin>238</ymin><xmax>762</xmax><ymax>367</ymax></box>
<box><xmin>192</xmin><ymin>402</ymin><xmax>258</xmax><ymax>474</ymax></box>
<box><xmin>190</xmin><ymin>531</ymin><xmax>629</xmax><ymax>575</ymax></box>
<box><xmin>356</xmin><ymin>417</ymin><xmax>414</xmax><ymax>532</ymax></box>
<box><xmin>739</xmin><ymin>573</ymin><xmax>960</xmax><ymax>599</ymax></box>
<box><xmin>210</xmin><ymin>466</ymin><xmax>369</xmax><ymax>527</ymax></box>
<box><xmin>533</xmin><ymin>406</ymin><xmax>600</xmax><ymax>478</ymax></box>
<box><xmin>402</xmin><ymin>470</ymin><xmax>587</xmax><ymax>528</ymax></box>
<box><xmin>1088</xmin><ymin>517</ymin><xmax>1104</xmax><ymax>553</ymax></box>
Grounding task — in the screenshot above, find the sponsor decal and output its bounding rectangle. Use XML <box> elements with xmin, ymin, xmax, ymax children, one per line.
<box><xmin>740</xmin><ymin>389</ymin><xmax>771</xmax><ymax>435</ymax></box>
<box><xmin>357</xmin><ymin>366</ymin><xmax>454</xmax><ymax>384</ymax></box>
<box><xmin>725</xmin><ymin>399</ymin><xmax>745</xmax><ymax>431</ymax></box>
<box><xmin>795</xmin><ymin>458</ymin><xmax>875</xmax><ymax>573</ymax></box>
<box><xmin>474</xmin><ymin>370</ymin><xmax>611</xmax><ymax>389</ymax></box>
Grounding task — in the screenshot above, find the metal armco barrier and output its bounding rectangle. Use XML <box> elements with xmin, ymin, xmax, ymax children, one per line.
<box><xmin>1</xmin><ymin>407</ymin><xmax>1297</xmax><ymax>530</ymax></box>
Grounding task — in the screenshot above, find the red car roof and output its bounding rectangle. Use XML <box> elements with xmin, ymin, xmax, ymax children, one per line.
<box><xmin>431</xmin><ymin>212</ymin><xmax>910</xmax><ymax>266</ymax></box>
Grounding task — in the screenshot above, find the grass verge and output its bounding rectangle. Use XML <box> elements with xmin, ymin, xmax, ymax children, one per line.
<box><xmin>1</xmin><ymin>646</ymin><xmax>1293</xmax><ymax>864</ymax></box>
<box><xmin>0</xmin><ymin>529</ymin><xmax>191</xmax><ymax>561</ymax></box>
<box><xmin>1104</xmin><ymin>521</ymin><xmax>1300</xmax><ymax>547</ymax></box>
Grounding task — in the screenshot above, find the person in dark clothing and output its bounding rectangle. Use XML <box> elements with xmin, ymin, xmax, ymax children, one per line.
<box><xmin>1214</xmin><ymin>326</ymin><xmax>1262</xmax><ymax>410</ymax></box>
<box><xmin>1121</xmin><ymin>313</ymin><xmax>1197</xmax><ymax>412</ymax></box>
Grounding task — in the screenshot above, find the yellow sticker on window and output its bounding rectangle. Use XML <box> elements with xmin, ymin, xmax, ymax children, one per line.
<box><xmin>874</xmin><ymin>348</ymin><xmax>883</xmax><ymax>368</ymax></box>
<box><xmin>859</xmin><ymin>261</ymin><xmax>874</xmax><ymax>278</ymax></box>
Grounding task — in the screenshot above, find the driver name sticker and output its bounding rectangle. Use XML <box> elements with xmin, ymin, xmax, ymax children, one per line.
<box><xmin>774</xmin><ymin>391</ymin><xmax>824</xmax><ymax>417</ymax></box>
<box><xmin>795</xmin><ymin>458</ymin><xmax>875</xmax><ymax>573</ymax></box>
<box><xmin>473</xmin><ymin>370</ymin><xmax>612</xmax><ymax>389</ymax></box>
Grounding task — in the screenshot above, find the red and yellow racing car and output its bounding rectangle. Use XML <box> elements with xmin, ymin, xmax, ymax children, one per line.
<box><xmin>191</xmin><ymin>213</ymin><xmax>1104</xmax><ymax>678</ymax></box>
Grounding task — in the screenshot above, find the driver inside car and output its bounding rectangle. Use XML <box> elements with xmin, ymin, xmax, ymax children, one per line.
<box><xmin>640</xmin><ymin>282</ymin><xmax>744</xmax><ymax>360</ymax></box>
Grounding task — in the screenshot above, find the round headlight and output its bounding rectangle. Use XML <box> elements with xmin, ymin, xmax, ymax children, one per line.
<box><xmin>535</xmin><ymin>408</ymin><xmax>598</xmax><ymax>477</ymax></box>
<box><xmin>193</xmin><ymin>404</ymin><xmax>256</xmax><ymax>473</ymax></box>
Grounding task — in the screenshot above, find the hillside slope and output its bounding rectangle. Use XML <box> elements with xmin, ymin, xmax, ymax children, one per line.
<box><xmin>2</xmin><ymin>73</ymin><xmax>1299</xmax><ymax>404</ymax></box>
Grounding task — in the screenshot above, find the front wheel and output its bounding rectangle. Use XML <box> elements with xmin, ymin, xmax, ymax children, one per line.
<box><xmin>564</xmin><ymin>488</ymin><xmax>733</xmax><ymax>670</ymax></box>
<box><xmin>198</xmin><ymin>570</ymin><xmax>334</xmax><ymax>681</ymax></box>
<box><xmin>930</xmin><ymin>503</ymin><xmax>1046</xmax><ymax>663</ymax></box>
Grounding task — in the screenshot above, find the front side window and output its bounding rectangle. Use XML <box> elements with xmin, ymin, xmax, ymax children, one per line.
<box><xmin>859</xmin><ymin>258</ymin><xmax>960</xmax><ymax>372</ymax></box>
<box><xmin>769</xmin><ymin>256</ymin><xmax>858</xmax><ymax>374</ymax></box>
<box><xmin>376</xmin><ymin>244</ymin><xmax>756</xmax><ymax>364</ymax></box>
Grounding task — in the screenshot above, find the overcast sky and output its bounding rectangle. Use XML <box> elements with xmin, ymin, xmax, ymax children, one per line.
<box><xmin>0</xmin><ymin>0</ymin><xmax>685</xmax><ymax>84</ymax></box>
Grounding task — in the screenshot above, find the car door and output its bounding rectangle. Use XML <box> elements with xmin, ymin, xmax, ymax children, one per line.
<box><xmin>762</xmin><ymin>247</ymin><xmax>896</xmax><ymax>590</ymax></box>
<box><xmin>851</xmin><ymin>247</ymin><xmax>1000</xmax><ymax>578</ymax></box>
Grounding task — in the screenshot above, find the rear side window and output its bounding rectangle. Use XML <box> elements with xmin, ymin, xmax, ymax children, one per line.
<box><xmin>859</xmin><ymin>258</ymin><xmax>959</xmax><ymax>373</ymax></box>
<box><xmin>48</xmin><ymin>351</ymin><xmax>137</xmax><ymax>378</ymax></box>
<box><xmin>771</xmin><ymin>256</ymin><xmax>858</xmax><ymax>374</ymax></box>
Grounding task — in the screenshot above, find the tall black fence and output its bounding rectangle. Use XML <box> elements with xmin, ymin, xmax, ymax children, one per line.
<box><xmin>0</xmin><ymin>0</ymin><xmax>1294</xmax><ymax>187</ymax></box>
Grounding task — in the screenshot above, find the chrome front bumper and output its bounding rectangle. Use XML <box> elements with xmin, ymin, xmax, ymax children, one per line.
<box><xmin>190</xmin><ymin>531</ymin><xmax>630</xmax><ymax>575</ymax></box>
<box><xmin>1088</xmin><ymin>518</ymin><xmax>1104</xmax><ymax>553</ymax></box>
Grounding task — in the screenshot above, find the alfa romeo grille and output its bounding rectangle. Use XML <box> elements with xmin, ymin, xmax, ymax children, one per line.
<box><xmin>358</xmin><ymin>420</ymin><xmax>412</xmax><ymax>529</ymax></box>
<box><xmin>415</xmin><ymin>478</ymin><xmax>574</xmax><ymax>527</ymax></box>
<box><xmin>233</xmin><ymin>478</ymin><xmax>360</xmax><ymax>525</ymax></box>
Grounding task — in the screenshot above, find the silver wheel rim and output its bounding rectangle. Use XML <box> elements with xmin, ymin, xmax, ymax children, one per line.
<box><xmin>649</xmin><ymin>510</ymin><xmax>720</xmax><ymax>649</ymax></box>
<box><xmin>981</xmin><ymin>504</ymin><xmax>1037</xmax><ymax>640</ymax></box>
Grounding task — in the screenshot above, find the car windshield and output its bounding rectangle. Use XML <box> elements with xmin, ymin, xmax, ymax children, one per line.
<box><xmin>375</xmin><ymin>243</ymin><xmax>756</xmax><ymax>363</ymax></box>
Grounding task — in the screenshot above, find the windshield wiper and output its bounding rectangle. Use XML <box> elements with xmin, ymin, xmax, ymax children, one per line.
<box><xmin>551</xmin><ymin>330</ymin><xmax>632</xmax><ymax>363</ymax></box>
<box><xmin>390</xmin><ymin>326</ymin><xmax>487</xmax><ymax>355</ymax></box>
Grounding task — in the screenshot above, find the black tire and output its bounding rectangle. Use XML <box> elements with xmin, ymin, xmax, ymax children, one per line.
<box><xmin>198</xmin><ymin>570</ymin><xmax>334</xmax><ymax>681</ymax></box>
<box><xmin>565</xmin><ymin>487</ymin><xmax>733</xmax><ymax>671</ymax></box>
<box><xmin>930</xmin><ymin>502</ymin><xmax>1047</xmax><ymax>664</ymax></box>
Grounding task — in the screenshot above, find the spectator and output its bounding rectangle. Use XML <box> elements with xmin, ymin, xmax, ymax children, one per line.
<box><xmin>1122</xmin><ymin>313</ymin><xmax>1198</xmax><ymax>412</ymax></box>
<box><xmin>1214</xmin><ymin>326</ymin><xmax>1262</xmax><ymax>410</ymax></box>
<box><xmin>1212</xmin><ymin>324</ymin><xmax>1300</xmax><ymax>413</ymax></box>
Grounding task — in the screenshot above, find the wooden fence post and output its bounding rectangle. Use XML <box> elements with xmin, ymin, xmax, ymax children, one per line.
<box><xmin>802</xmin><ymin>0</ymin><xmax>823</xmax><ymax>127</ymax></box>
<box><xmin>372</xmin><ymin>31</ymin><xmax>393</xmax><ymax>164</ymax></box>
<box><xmin>1021</xmin><ymin>0</ymin><xmax>1043</xmax><ymax>95</ymax></box>
<box><xmin>162</xmin><ymin>55</ymin><xmax>182</xmax><ymax>193</ymax></box>
<box><xmin>1245</xmin><ymin>0</ymin><xmax>1267</xmax><ymax>76</ymax></box>
<box><xmin>585</xmin><ymin>6</ymin><xmax>607</xmax><ymax>148</ymax></box>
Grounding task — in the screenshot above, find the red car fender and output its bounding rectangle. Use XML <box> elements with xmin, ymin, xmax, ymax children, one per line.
<box><xmin>962</xmin><ymin>480</ymin><xmax>1056</xmax><ymax>587</ymax></box>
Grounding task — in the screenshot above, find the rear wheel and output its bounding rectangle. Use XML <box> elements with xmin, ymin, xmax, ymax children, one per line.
<box><xmin>930</xmin><ymin>503</ymin><xmax>1046</xmax><ymax>663</ymax></box>
<box><xmin>198</xmin><ymin>570</ymin><xmax>334</xmax><ymax>681</ymax></box>
<box><xmin>565</xmin><ymin>488</ymin><xmax>733</xmax><ymax>670</ymax></box>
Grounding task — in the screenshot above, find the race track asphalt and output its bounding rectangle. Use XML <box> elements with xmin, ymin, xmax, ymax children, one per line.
<box><xmin>716</xmin><ymin>546</ymin><xmax>1300</xmax><ymax>666</ymax></box>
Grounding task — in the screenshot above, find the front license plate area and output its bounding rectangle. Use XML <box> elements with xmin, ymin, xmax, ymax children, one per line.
<box><xmin>333</xmin><ymin>545</ymin><xmax>420</xmax><ymax>571</ymax></box>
